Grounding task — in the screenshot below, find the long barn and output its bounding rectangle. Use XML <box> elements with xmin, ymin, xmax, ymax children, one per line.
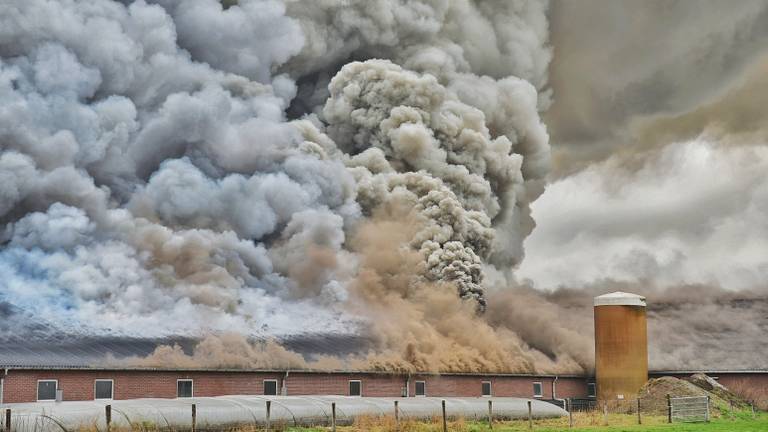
<box><xmin>3</xmin><ymin>366</ymin><xmax>768</xmax><ymax>404</ymax></box>
<box><xmin>0</xmin><ymin>367</ymin><xmax>593</xmax><ymax>403</ymax></box>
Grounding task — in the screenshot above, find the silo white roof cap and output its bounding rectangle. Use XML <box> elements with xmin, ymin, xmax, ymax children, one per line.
<box><xmin>594</xmin><ymin>291</ymin><xmax>646</xmax><ymax>307</ymax></box>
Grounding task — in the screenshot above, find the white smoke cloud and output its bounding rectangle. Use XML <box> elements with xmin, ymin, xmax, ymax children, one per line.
<box><xmin>129</xmin><ymin>157</ymin><xmax>356</xmax><ymax>240</ymax></box>
<box><xmin>0</xmin><ymin>0</ymin><xmax>556</xmax><ymax>373</ymax></box>
<box><xmin>5</xmin><ymin>203</ymin><xmax>95</xmax><ymax>251</ymax></box>
<box><xmin>0</xmin><ymin>0</ymin><xmax>358</xmax><ymax>339</ymax></box>
<box><xmin>155</xmin><ymin>0</ymin><xmax>304</xmax><ymax>82</ymax></box>
<box><xmin>8</xmin><ymin>0</ymin><xmax>764</xmax><ymax>374</ymax></box>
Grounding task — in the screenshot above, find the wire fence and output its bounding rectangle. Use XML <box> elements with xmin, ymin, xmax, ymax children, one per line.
<box><xmin>0</xmin><ymin>397</ymin><xmax>565</xmax><ymax>432</ymax></box>
<box><xmin>1</xmin><ymin>394</ymin><xmax>763</xmax><ymax>432</ymax></box>
<box><xmin>559</xmin><ymin>393</ymin><xmax>764</xmax><ymax>427</ymax></box>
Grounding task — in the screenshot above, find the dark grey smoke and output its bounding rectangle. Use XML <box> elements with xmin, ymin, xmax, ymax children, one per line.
<box><xmin>546</xmin><ymin>0</ymin><xmax>768</xmax><ymax>174</ymax></box>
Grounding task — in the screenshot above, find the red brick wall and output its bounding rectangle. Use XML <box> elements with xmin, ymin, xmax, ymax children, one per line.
<box><xmin>184</xmin><ymin>372</ymin><xmax>284</xmax><ymax>397</ymax></box>
<box><xmin>410</xmin><ymin>375</ymin><xmax>545</xmax><ymax>398</ymax></box>
<box><xmin>495</xmin><ymin>377</ymin><xmax>553</xmax><ymax>399</ymax></box>
<box><xmin>553</xmin><ymin>377</ymin><xmax>593</xmax><ymax>398</ymax></box>
<box><xmin>286</xmin><ymin>373</ymin><xmax>406</xmax><ymax>396</ymax></box>
<box><xmin>411</xmin><ymin>375</ymin><xmax>470</xmax><ymax>397</ymax></box>
<box><xmin>1</xmin><ymin>370</ymin><xmax>284</xmax><ymax>403</ymax></box>
<box><xmin>1</xmin><ymin>370</ymin><xmax>594</xmax><ymax>403</ymax></box>
<box><xmin>9</xmin><ymin>369</ymin><xmax>768</xmax><ymax>405</ymax></box>
<box><xmin>409</xmin><ymin>375</ymin><xmax>588</xmax><ymax>399</ymax></box>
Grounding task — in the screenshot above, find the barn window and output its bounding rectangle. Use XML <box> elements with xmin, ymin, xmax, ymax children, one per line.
<box><xmin>481</xmin><ymin>381</ymin><xmax>492</xmax><ymax>397</ymax></box>
<box><xmin>415</xmin><ymin>381</ymin><xmax>426</xmax><ymax>396</ymax></box>
<box><xmin>349</xmin><ymin>380</ymin><xmax>362</xmax><ymax>396</ymax></box>
<box><xmin>177</xmin><ymin>379</ymin><xmax>193</xmax><ymax>398</ymax></box>
<box><xmin>587</xmin><ymin>383</ymin><xmax>596</xmax><ymax>398</ymax></box>
<box><xmin>533</xmin><ymin>382</ymin><xmax>543</xmax><ymax>398</ymax></box>
<box><xmin>94</xmin><ymin>380</ymin><xmax>114</xmax><ymax>400</ymax></box>
<box><xmin>264</xmin><ymin>379</ymin><xmax>278</xmax><ymax>396</ymax></box>
<box><xmin>37</xmin><ymin>380</ymin><xmax>58</xmax><ymax>401</ymax></box>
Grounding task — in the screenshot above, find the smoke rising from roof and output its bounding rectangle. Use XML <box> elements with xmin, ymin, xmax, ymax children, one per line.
<box><xmin>130</xmin><ymin>210</ymin><xmax>592</xmax><ymax>374</ymax></box>
<box><xmin>5</xmin><ymin>0</ymin><xmax>764</xmax><ymax>374</ymax></box>
<box><xmin>0</xmin><ymin>0</ymin><xmax>598</xmax><ymax>373</ymax></box>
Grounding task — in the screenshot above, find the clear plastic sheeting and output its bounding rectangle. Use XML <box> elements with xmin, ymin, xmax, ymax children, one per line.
<box><xmin>2</xmin><ymin>396</ymin><xmax>565</xmax><ymax>431</ymax></box>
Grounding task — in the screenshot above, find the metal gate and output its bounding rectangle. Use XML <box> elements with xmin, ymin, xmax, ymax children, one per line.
<box><xmin>670</xmin><ymin>396</ymin><xmax>709</xmax><ymax>423</ymax></box>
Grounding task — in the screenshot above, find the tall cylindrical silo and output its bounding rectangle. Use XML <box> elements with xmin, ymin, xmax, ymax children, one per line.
<box><xmin>594</xmin><ymin>292</ymin><xmax>648</xmax><ymax>400</ymax></box>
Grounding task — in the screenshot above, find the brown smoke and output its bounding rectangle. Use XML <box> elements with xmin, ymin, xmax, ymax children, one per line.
<box><xmin>339</xmin><ymin>203</ymin><xmax>590</xmax><ymax>373</ymax></box>
<box><xmin>129</xmin><ymin>193</ymin><xmax>768</xmax><ymax>374</ymax></box>
<box><xmin>125</xmin><ymin>279</ymin><xmax>768</xmax><ymax>373</ymax></box>
<box><xmin>115</xmin><ymin>333</ymin><xmax>308</xmax><ymax>370</ymax></box>
<box><xmin>124</xmin><ymin>202</ymin><xmax>594</xmax><ymax>374</ymax></box>
<box><xmin>532</xmin><ymin>283</ymin><xmax>768</xmax><ymax>371</ymax></box>
<box><xmin>343</xmin><ymin>207</ymin><xmax>534</xmax><ymax>373</ymax></box>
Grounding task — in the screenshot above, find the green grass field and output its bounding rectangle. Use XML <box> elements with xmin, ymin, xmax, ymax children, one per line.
<box><xmin>461</xmin><ymin>416</ymin><xmax>768</xmax><ymax>432</ymax></box>
<box><xmin>282</xmin><ymin>410</ymin><xmax>767</xmax><ymax>432</ymax></box>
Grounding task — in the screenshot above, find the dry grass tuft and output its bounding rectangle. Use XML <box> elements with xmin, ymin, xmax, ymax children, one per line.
<box><xmin>728</xmin><ymin>379</ymin><xmax>768</xmax><ymax>411</ymax></box>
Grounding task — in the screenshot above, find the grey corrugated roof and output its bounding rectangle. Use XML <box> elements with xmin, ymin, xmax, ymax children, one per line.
<box><xmin>0</xmin><ymin>333</ymin><xmax>372</xmax><ymax>369</ymax></box>
<box><xmin>0</xmin><ymin>306</ymin><xmax>571</xmax><ymax>376</ymax></box>
<box><xmin>2</xmin><ymin>302</ymin><xmax>765</xmax><ymax>377</ymax></box>
<box><xmin>0</xmin><ymin>299</ymin><xmax>373</xmax><ymax>368</ymax></box>
<box><xmin>0</xmin><ymin>335</ymin><xmax>194</xmax><ymax>368</ymax></box>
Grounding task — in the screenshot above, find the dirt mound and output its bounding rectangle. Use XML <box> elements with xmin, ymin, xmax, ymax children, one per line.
<box><xmin>638</xmin><ymin>375</ymin><xmax>745</xmax><ymax>415</ymax></box>
<box><xmin>639</xmin><ymin>376</ymin><xmax>710</xmax><ymax>415</ymax></box>
<box><xmin>689</xmin><ymin>373</ymin><xmax>745</xmax><ymax>407</ymax></box>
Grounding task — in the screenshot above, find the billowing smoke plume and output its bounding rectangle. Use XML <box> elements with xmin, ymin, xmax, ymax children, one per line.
<box><xmin>0</xmin><ymin>0</ymin><xmax>593</xmax><ymax>373</ymax></box>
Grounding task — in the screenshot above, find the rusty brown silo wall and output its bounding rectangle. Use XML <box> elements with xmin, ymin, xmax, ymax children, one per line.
<box><xmin>594</xmin><ymin>304</ymin><xmax>648</xmax><ymax>400</ymax></box>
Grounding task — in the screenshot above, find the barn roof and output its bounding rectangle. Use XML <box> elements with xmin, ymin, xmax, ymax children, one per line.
<box><xmin>0</xmin><ymin>299</ymin><xmax>367</xmax><ymax>369</ymax></box>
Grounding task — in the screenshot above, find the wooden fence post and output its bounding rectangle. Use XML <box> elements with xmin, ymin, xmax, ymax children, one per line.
<box><xmin>105</xmin><ymin>404</ymin><xmax>111</xmax><ymax>432</ymax></box>
<box><xmin>567</xmin><ymin>399</ymin><xmax>573</xmax><ymax>429</ymax></box>
<box><xmin>191</xmin><ymin>403</ymin><xmax>196</xmax><ymax>432</ymax></box>
<box><xmin>441</xmin><ymin>400</ymin><xmax>447</xmax><ymax>432</ymax></box>
<box><xmin>5</xmin><ymin>408</ymin><xmax>10</xmax><ymax>432</ymax></box>
<box><xmin>752</xmin><ymin>404</ymin><xmax>756</xmax><ymax>419</ymax></box>
<box><xmin>637</xmin><ymin>398</ymin><xmax>641</xmax><ymax>425</ymax></box>
<box><xmin>265</xmin><ymin>400</ymin><xmax>271</xmax><ymax>431</ymax></box>
<box><xmin>488</xmin><ymin>399</ymin><xmax>493</xmax><ymax>430</ymax></box>
<box><xmin>603</xmin><ymin>402</ymin><xmax>608</xmax><ymax>426</ymax></box>
<box><xmin>394</xmin><ymin>400</ymin><xmax>399</xmax><ymax>432</ymax></box>
<box><xmin>667</xmin><ymin>394</ymin><xmax>672</xmax><ymax>423</ymax></box>
<box><xmin>705</xmin><ymin>396</ymin><xmax>710</xmax><ymax>423</ymax></box>
<box><xmin>331</xmin><ymin>402</ymin><xmax>336</xmax><ymax>432</ymax></box>
<box><xmin>527</xmin><ymin>400</ymin><xmax>532</xmax><ymax>430</ymax></box>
